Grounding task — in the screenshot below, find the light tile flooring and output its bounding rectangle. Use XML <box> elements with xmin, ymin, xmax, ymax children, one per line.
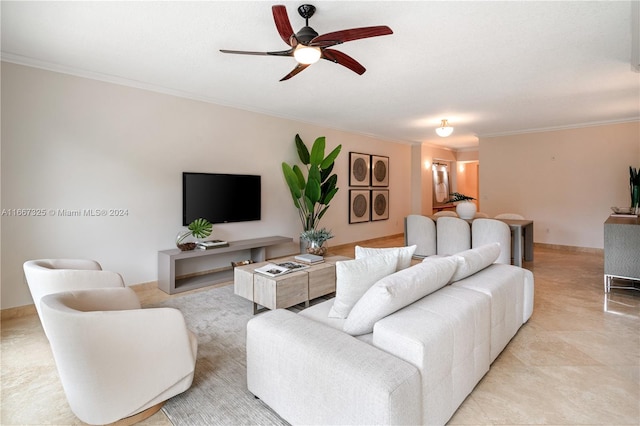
<box><xmin>2</xmin><ymin>236</ymin><xmax>639</xmax><ymax>425</ymax></box>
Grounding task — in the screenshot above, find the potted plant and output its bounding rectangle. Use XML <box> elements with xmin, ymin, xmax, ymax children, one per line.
<box><xmin>448</xmin><ymin>192</ymin><xmax>477</xmax><ymax>219</ymax></box>
<box><xmin>282</xmin><ymin>134</ymin><xmax>341</xmax><ymax>252</ymax></box>
<box><xmin>300</xmin><ymin>227</ymin><xmax>334</xmax><ymax>256</ymax></box>
<box><xmin>176</xmin><ymin>218</ymin><xmax>213</xmax><ymax>251</ymax></box>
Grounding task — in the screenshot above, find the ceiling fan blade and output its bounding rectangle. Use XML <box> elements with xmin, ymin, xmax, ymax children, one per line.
<box><xmin>272</xmin><ymin>5</ymin><xmax>295</xmax><ymax>46</ymax></box>
<box><xmin>311</xmin><ymin>26</ymin><xmax>393</xmax><ymax>47</ymax></box>
<box><xmin>322</xmin><ymin>48</ymin><xmax>366</xmax><ymax>75</ymax></box>
<box><xmin>280</xmin><ymin>63</ymin><xmax>310</xmax><ymax>81</ymax></box>
<box><xmin>220</xmin><ymin>49</ymin><xmax>292</xmax><ymax>57</ymax></box>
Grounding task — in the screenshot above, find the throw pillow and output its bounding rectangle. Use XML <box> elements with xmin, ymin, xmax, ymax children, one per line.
<box><xmin>342</xmin><ymin>256</ymin><xmax>458</xmax><ymax>336</ymax></box>
<box><xmin>449</xmin><ymin>242</ymin><xmax>501</xmax><ymax>282</ymax></box>
<box><xmin>328</xmin><ymin>252</ymin><xmax>399</xmax><ymax>319</ymax></box>
<box><xmin>354</xmin><ymin>245</ymin><xmax>417</xmax><ymax>271</ymax></box>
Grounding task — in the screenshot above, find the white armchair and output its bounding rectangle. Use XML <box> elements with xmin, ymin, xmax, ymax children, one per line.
<box><xmin>472</xmin><ymin>218</ymin><xmax>512</xmax><ymax>264</ymax></box>
<box><xmin>404</xmin><ymin>214</ymin><xmax>437</xmax><ymax>258</ymax></box>
<box><xmin>40</xmin><ymin>287</ymin><xmax>198</xmax><ymax>425</ymax></box>
<box><xmin>436</xmin><ymin>216</ymin><xmax>471</xmax><ymax>255</ymax></box>
<box><xmin>23</xmin><ymin>259</ymin><xmax>125</xmax><ymax>337</ymax></box>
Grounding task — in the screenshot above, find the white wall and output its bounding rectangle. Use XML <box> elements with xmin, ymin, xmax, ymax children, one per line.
<box><xmin>480</xmin><ymin>122</ymin><xmax>640</xmax><ymax>249</ymax></box>
<box><xmin>1</xmin><ymin>62</ymin><xmax>412</xmax><ymax>309</ymax></box>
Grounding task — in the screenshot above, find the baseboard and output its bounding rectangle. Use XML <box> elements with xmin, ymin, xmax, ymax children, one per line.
<box><xmin>534</xmin><ymin>242</ymin><xmax>603</xmax><ymax>254</ymax></box>
<box><xmin>1</xmin><ymin>303</ymin><xmax>37</xmax><ymax>321</ymax></box>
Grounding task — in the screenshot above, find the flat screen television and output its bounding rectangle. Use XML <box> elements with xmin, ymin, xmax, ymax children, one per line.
<box><xmin>182</xmin><ymin>172</ymin><xmax>261</xmax><ymax>225</ymax></box>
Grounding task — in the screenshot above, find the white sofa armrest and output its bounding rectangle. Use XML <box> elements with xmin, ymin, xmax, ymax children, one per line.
<box><xmin>247</xmin><ymin>309</ymin><xmax>421</xmax><ymax>425</ymax></box>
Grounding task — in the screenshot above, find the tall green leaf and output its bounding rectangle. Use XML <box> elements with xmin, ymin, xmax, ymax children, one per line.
<box><xmin>306</xmin><ymin>176</ymin><xmax>321</xmax><ymax>204</ymax></box>
<box><xmin>320</xmin><ymin>163</ymin><xmax>334</xmax><ymax>182</ymax></box>
<box><xmin>295</xmin><ymin>134</ymin><xmax>310</xmax><ymax>164</ymax></box>
<box><xmin>322</xmin><ymin>187</ymin><xmax>338</xmax><ymax>205</ymax></box>
<box><xmin>309</xmin><ymin>137</ymin><xmax>326</xmax><ymax>166</ymax></box>
<box><xmin>320</xmin><ymin>144</ymin><xmax>342</xmax><ymax>170</ymax></box>
<box><xmin>282</xmin><ymin>163</ymin><xmax>302</xmax><ymax>199</ymax></box>
<box><xmin>292</xmin><ymin>165</ymin><xmax>305</xmax><ymax>190</ymax></box>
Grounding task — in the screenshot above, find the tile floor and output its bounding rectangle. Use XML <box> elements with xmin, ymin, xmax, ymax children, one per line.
<box><xmin>1</xmin><ymin>237</ymin><xmax>638</xmax><ymax>425</ymax></box>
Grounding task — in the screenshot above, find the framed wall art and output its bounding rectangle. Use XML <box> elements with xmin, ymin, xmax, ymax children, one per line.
<box><xmin>432</xmin><ymin>161</ymin><xmax>451</xmax><ymax>208</ymax></box>
<box><xmin>349</xmin><ymin>152</ymin><xmax>370</xmax><ymax>187</ymax></box>
<box><xmin>371</xmin><ymin>155</ymin><xmax>389</xmax><ymax>187</ymax></box>
<box><xmin>371</xmin><ymin>190</ymin><xmax>389</xmax><ymax>221</ymax></box>
<box><xmin>349</xmin><ymin>189</ymin><xmax>370</xmax><ymax>223</ymax></box>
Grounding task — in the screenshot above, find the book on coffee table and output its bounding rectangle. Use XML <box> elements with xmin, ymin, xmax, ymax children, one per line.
<box><xmin>254</xmin><ymin>261</ymin><xmax>309</xmax><ymax>277</ymax></box>
<box><xmin>294</xmin><ymin>253</ymin><xmax>324</xmax><ymax>264</ymax></box>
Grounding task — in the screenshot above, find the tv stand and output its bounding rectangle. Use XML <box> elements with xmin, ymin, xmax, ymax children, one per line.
<box><xmin>158</xmin><ymin>236</ymin><xmax>292</xmax><ymax>294</ymax></box>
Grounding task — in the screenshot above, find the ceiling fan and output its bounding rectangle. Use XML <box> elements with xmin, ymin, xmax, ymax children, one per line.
<box><xmin>220</xmin><ymin>4</ymin><xmax>393</xmax><ymax>81</ymax></box>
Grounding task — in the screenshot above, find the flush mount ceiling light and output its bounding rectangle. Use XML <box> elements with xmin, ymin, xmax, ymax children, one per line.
<box><xmin>435</xmin><ymin>119</ymin><xmax>454</xmax><ymax>137</ymax></box>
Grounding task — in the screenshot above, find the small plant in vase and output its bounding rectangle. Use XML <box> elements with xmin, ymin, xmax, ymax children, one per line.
<box><xmin>448</xmin><ymin>192</ymin><xmax>477</xmax><ymax>219</ymax></box>
<box><xmin>176</xmin><ymin>218</ymin><xmax>213</xmax><ymax>251</ymax></box>
<box><xmin>300</xmin><ymin>228</ymin><xmax>334</xmax><ymax>256</ymax></box>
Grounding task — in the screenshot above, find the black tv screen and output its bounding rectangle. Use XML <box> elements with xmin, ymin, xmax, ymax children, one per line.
<box><xmin>182</xmin><ymin>172</ymin><xmax>261</xmax><ymax>225</ymax></box>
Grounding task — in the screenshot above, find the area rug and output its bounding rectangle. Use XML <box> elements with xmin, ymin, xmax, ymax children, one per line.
<box><xmin>149</xmin><ymin>284</ymin><xmax>289</xmax><ymax>425</ymax></box>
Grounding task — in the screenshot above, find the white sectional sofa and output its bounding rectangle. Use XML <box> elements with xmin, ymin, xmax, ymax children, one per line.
<box><xmin>246</xmin><ymin>243</ymin><xmax>534</xmax><ymax>425</ymax></box>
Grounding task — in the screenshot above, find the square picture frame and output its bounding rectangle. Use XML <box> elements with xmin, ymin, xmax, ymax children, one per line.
<box><xmin>371</xmin><ymin>189</ymin><xmax>389</xmax><ymax>221</ymax></box>
<box><xmin>349</xmin><ymin>189</ymin><xmax>370</xmax><ymax>223</ymax></box>
<box><xmin>349</xmin><ymin>152</ymin><xmax>370</xmax><ymax>187</ymax></box>
<box><xmin>370</xmin><ymin>155</ymin><xmax>389</xmax><ymax>187</ymax></box>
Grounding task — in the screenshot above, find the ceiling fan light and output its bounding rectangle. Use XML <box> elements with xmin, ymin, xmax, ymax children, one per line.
<box><xmin>293</xmin><ymin>45</ymin><xmax>321</xmax><ymax>64</ymax></box>
<box><xmin>436</xmin><ymin>119</ymin><xmax>454</xmax><ymax>137</ymax></box>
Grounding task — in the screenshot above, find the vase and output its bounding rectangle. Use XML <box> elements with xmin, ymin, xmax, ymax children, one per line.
<box><xmin>176</xmin><ymin>231</ymin><xmax>197</xmax><ymax>251</ymax></box>
<box><xmin>306</xmin><ymin>240</ymin><xmax>328</xmax><ymax>256</ymax></box>
<box><xmin>632</xmin><ymin>185</ymin><xmax>639</xmax><ymax>214</ymax></box>
<box><xmin>456</xmin><ymin>201</ymin><xmax>477</xmax><ymax>219</ymax></box>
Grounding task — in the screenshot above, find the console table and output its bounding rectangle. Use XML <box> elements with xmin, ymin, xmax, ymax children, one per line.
<box><xmin>604</xmin><ymin>216</ymin><xmax>640</xmax><ymax>293</ymax></box>
<box><xmin>158</xmin><ymin>236</ymin><xmax>292</xmax><ymax>294</ymax></box>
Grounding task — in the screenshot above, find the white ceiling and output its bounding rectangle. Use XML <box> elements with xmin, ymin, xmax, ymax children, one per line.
<box><xmin>2</xmin><ymin>1</ymin><xmax>639</xmax><ymax>150</ymax></box>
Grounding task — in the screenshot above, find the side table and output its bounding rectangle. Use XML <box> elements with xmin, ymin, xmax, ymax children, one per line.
<box><xmin>604</xmin><ymin>215</ymin><xmax>640</xmax><ymax>292</ymax></box>
<box><xmin>234</xmin><ymin>256</ymin><xmax>349</xmax><ymax>314</ymax></box>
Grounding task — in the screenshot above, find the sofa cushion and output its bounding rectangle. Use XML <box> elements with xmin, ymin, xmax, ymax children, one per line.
<box><xmin>355</xmin><ymin>245</ymin><xmax>417</xmax><ymax>271</ymax></box>
<box><xmin>449</xmin><ymin>243</ymin><xmax>501</xmax><ymax>282</ymax></box>
<box><xmin>343</xmin><ymin>256</ymin><xmax>458</xmax><ymax>336</ymax></box>
<box><xmin>300</xmin><ymin>299</ymin><xmax>374</xmax><ymax>344</ymax></box>
<box><xmin>328</xmin><ymin>253</ymin><xmax>399</xmax><ymax>319</ymax></box>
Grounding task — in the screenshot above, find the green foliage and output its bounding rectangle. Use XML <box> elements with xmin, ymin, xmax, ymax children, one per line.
<box><xmin>448</xmin><ymin>192</ymin><xmax>476</xmax><ymax>202</ymax></box>
<box><xmin>176</xmin><ymin>218</ymin><xmax>212</xmax><ymax>244</ymax></box>
<box><xmin>282</xmin><ymin>134</ymin><xmax>342</xmax><ymax>231</ymax></box>
<box><xmin>300</xmin><ymin>227</ymin><xmax>334</xmax><ymax>245</ymax></box>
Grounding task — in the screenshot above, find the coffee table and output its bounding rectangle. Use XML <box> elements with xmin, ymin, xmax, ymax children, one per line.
<box><xmin>234</xmin><ymin>256</ymin><xmax>349</xmax><ymax>314</ymax></box>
